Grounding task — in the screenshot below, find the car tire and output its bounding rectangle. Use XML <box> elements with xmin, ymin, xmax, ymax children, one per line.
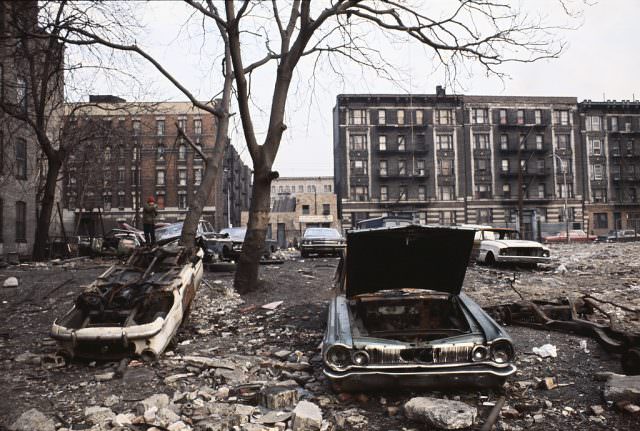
<box><xmin>485</xmin><ymin>252</ymin><xmax>496</xmax><ymax>266</ymax></box>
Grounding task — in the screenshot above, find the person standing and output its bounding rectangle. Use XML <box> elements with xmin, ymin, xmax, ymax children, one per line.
<box><xmin>143</xmin><ymin>196</ymin><xmax>158</xmax><ymax>246</ymax></box>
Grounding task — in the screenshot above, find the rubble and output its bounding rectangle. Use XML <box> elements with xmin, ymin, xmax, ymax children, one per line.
<box><xmin>259</xmin><ymin>385</ymin><xmax>299</xmax><ymax>409</ymax></box>
<box><xmin>533</xmin><ymin>344</ymin><xmax>558</xmax><ymax>358</ymax></box>
<box><xmin>291</xmin><ymin>400</ymin><xmax>323</xmax><ymax>431</ymax></box>
<box><xmin>604</xmin><ymin>374</ymin><xmax>640</xmax><ymax>403</ymax></box>
<box><xmin>3</xmin><ymin>276</ymin><xmax>18</xmax><ymax>288</ymax></box>
<box><xmin>9</xmin><ymin>408</ymin><xmax>55</xmax><ymax>431</ymax></box>
<box><xmin>404</xmin><ymin>397</ymin><xmax>477</xmax><ymax>430</ymax></box>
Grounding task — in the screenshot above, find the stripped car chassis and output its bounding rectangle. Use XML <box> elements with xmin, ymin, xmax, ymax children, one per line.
<box><xmin>485</xmin><ymin>296</ymin><xmax>640</xmax><ymax>374</ymax></box>
<box><xmin>51</xmin><ymin>244</ymin><xmax>203</xmax><ymax>361</ymax></box>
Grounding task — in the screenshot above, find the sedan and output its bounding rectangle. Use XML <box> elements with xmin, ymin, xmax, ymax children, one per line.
<box><xmin>300</xmin><ymin>227</ymin><xmax>346</xmax><ymax>258</ymax></box>
<box><xmin>322</xmin><ymin>225</ymin><xmax>516</xmax><ymax>391</ymax></box>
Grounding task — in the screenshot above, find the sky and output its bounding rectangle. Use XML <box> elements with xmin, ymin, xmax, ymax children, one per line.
<box><xmin>79</xmin><ymin>0</ymin><xmax>640</xmax><ymax>177</ymax></box>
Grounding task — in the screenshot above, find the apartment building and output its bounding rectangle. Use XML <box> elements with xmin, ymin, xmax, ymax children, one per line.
<box><xmin>270</xmin><ymin>176</ymin><xmax>334</xmax><ymax>206</ymax></box>
<box><xmin>62</xmin><ymin>97</ymin><xmax>251</xmax><ymax>234</ymax></box>
<box><xmin>580</xmin><ymin>100</ymin><xmax>640</xmax><ymax>235</ymax></box>
<box><xmin>333</xmin><ymin>88</ymin><xmax>585</xmax><ymax>237</ymax></box>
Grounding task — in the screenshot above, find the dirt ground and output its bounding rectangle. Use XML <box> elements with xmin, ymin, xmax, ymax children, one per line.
<box><xmin>0</xmin><ymin>242</ymin><xmax>639</xmax><ymax>430</ymax></box>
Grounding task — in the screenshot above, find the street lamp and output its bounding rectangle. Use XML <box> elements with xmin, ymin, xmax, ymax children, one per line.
<box><xmin>551</xmin><ymin>152</ymin><xmax>569</xmax><ymax>243</ymax></box>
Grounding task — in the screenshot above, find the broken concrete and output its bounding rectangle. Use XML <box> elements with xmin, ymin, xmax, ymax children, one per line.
<box><xmin>291</xmin><ymin>400</ymin><xmax>323</xmax><ymax>431</ymax></box>
<box><xmin>259</xmin><ymin>385</ymin><xmax>299</xmax><ymax>409</ymax></box>
<box><xmin>404</xmin><ymin>397</ymin><xmax>477</xmax><ymax>430</ymax></box>
<box><xmin>3</xmin><ymin>276</ymin><xmax>18</xmax><ymax>288</ymax></box>
<box><xmin>604</xmin><ymin>375</ymin><xmax>640</xmax><ymax>403</ymax></box>
<box><xmin>9</xmin><ymin>408</ymin><xmax>55</xmax><ymax>431</ymax></box>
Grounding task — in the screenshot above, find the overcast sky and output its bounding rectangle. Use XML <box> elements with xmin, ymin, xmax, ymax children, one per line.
<box><xmin>85</xmin><ymin>0</ymin><xmax>640</xmax><ymax>177</ymax></box>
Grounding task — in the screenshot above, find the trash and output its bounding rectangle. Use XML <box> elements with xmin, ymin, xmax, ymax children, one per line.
<box><xmin>3</xmin><ymin>276</ymin><xmax>18</xmax><ymax>288</ymax></box>
<box><xmin>538</xmin><ymin>377</ymin><xmax>558</xmax><ymax>390</ymax></box>
<box><xmin>589</xmin><ymin>405</ymin><xmax>605</xmax><ymax>416</ymax></box>
<box><xmin>579</xmin><ymin>339</ymin><xmax>590</xmax><ymax>353</ymax></box>
<box><xmin>533</xmin><ymin>344</ymin><xmax>557</xmax><ymax>358</ymax></box>
<box><xmin>262</xmin><ymin>300</ymin><xmax>284</xmax><ymax>310</ymax></box>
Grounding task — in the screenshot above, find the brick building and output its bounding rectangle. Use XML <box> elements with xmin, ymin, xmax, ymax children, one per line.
<box><xmin>0</xmin><ymin>0</ymin><xmax>63</xmax><ymax>257</ymax></box>
<box><xmin>579</xmin><ymin>100</ymin><xmax>640</xmax><ymax>235</ymax></box>
<box><xmin>62</xmin><ymin>97</ymin><xmax>251</xmax><ymax>234</ymax></box>
<box><xmin>333</xmin><ymin>89</ymin><xmax>583</xmax><ymax>237</ymax></box>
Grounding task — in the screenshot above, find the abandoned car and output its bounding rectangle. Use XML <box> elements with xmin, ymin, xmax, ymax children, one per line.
<box><xmin>475</xmin><ymin>227</ymin><xmax>551</xmax><ymax>266</ymax></box>
<box><xmin>300</xmin><ymin>227</ymin><xmax>346</xmax><ymax>258</ymax></box>
<box><xmin>51</xmin><ymin>245</ymin><xmax>203</xmax><ymax>361</ymax></box>
<box><xmin>219</xmin><ymin>227</ymin><xmax>278</xmax><ymax>260</ymax></box>
<box><xmin>322</xmin><ymin>225</ymin><xmax>516</xmax><ymax>391</ymax></box>
<box><xmin>155</xmin><ymin>220</ymin><xmax>232</xmax><ymax>262</ymax></box>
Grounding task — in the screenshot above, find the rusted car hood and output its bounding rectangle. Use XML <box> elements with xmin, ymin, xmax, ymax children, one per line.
<box><xmin>345</xmin><ymin>225</ymin><xmax>474</xmax><ymax>297</ymax></box>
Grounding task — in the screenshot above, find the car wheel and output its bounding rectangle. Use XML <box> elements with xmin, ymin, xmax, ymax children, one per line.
<box><xmin>485</xmin><ymin>252</ymin><xmax>496</xmax><ymax>266</ymax></box>
<box><xmin>622</xmin><ymin>348</ymin><xmax>640</xmax><ymax>375</ymax></box>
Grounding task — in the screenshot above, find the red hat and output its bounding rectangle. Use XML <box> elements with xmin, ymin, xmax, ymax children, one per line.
<box><xmin>147</xmin><ymin>196</ymin><xmax>155</xmax><ymax>203</ymax></box>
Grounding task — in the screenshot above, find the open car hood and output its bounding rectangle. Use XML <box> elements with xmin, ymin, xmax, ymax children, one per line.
<box><xmin>345</xmin><ymin>225</ymin><xmax>474</xmax><ymax>298</ymax></box>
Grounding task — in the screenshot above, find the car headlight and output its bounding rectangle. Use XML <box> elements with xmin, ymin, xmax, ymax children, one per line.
<box><xmin>351</xmin><ymin>350</ymin><xmax>369</xmax><ymax>366</ymax></box>
<box><xmin>471</xmin><ymin>345</ymin><xmax>489</xmax><ymax>362</ymax></box>
<box><xmin>325</xmin><ymin>345</ymin><xmax>352</xmax><ymax>369</ymax></box>
<box><xmin>542</xmin><ymin>250</ymin><xmax>550</xmax><ymax>257</ymax></box>
<box><xmin>499</xmin><ymin>248</ymin><xmax>508</xmax><ymax>255</ymax></box>
<box><xmin>490</xmin><ymin>340</ymin><xmax>515</xmax><ymax>364</ymax></box>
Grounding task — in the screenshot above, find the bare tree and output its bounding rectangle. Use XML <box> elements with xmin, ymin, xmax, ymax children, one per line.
<box><xmin>46</xmin><ymin>0</ymin><xmax>577</xmax><ymax>291</ymax></box>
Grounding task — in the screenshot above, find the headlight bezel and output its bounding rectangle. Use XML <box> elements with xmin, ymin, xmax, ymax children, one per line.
<box><xmin>325</xmin><ymin>344</ymin><xmax>352</xmax><ymax>370</ymax></box>
<box><xmin>490</xmin><ymin>339</ymin><xmax>515</xmax><ymax>364</ymax></box>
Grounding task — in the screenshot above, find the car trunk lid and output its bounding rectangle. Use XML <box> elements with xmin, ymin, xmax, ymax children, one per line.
<box><xmin>345</xmin><ymin>225</ymin><xmax>474</xmax><ymax>297</ymax></box>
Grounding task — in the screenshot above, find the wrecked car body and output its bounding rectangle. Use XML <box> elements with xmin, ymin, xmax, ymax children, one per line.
<box><xmin>155</xmin><ymin>220</ymin><xmax>232</xmax><ymax>263</ymax></box>
<box><xmin>322</xmin><ymin>225</ymin><xmax>516</xmax><ymax>391</ymax></box>
<box><xmin>219</xmin><ymin>227</ymin><xmax>278</xmax><ymax>261</ymax></box>
<box><xmin>51</xmin><ymin>245</ymin><xmax>203</xmax><ymax>361</ymax></box>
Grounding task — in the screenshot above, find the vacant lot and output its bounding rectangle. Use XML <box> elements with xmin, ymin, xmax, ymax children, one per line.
<box><xmin>0</xmin><ymin>242</ymin><xmax>639</xmax><ymax>430</ymax></box>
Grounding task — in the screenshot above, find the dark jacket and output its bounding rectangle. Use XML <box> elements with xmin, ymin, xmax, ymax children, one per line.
<box><xmin>142</xmin><ymin>202</ymin><xmax>158</xmax><ymax>224</ymax></box>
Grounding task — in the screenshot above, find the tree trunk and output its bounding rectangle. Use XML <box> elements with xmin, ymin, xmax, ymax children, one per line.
<box><xmin>32</xmin><ymin>155</ymin><xmax>61</xmax><ymax>260</ymax></box>
<box><xmin>234</xmin><ymin>166</ymin><xmax>273</xmax><ymax>294</ymax></box>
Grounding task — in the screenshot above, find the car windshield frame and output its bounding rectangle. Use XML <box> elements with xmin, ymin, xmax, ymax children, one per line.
<box><xmin>303</xmin><ymin>228</ymin><xmax>342</xmax><ymax>239</ymax></box>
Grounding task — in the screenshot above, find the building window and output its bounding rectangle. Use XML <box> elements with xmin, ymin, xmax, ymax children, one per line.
<box><xmin>475</xmin><ymin>184</ymin><xmax>491</xmax><ymax>199</ymax></box>
<box><xmin>194</xmin><ymin>144</ymin><xmax>203</xmax><ymax>160</ymax></box>
<box><xmin>415</xmin><ymin>110</ymin><xmax>423</xmax><ymax>125</ymax></box>
<box><xmin>438</xmin><ymin>158</ymin><xmax>453</xmax><ymax>176</ymax></box>
<box><xmin>586</xmin><ymin>115</ymin><xmax>601</xmax><ymax>132</ymax></box>
<box><xmin>178</xmin><ymin>118</ymin><xmax>187</xmax><ymax>131</ymax></box>
<box><xmin>554</xmin><ymin>110</ymin><xmax>569</xmax><ymax>126</ymax></box>
<box><xmin>17</xmin><ymin>76</ymin><xmax>27</xmax><ymax>111</ymax></box>
<box><xmin>297</xmin><ymin>185</ymin><xmax>303</xmax><ymax>192</ymax></box>
<box><xmin>302</xmin><ymin>204</ymin><xmax>310</xmax><ymax>215</ymax></box>
<box><xmin>15</xmin><ymin>201</ymin><xmax>26</xmax><ymax>242</ymax></box>
<box><xmin>132</xmin><ymin>146</ymin><xmax>139</xmax><ymax>160</ymax></box>
<box><xmin>438</xmin><ymin>186</ymin><xmax>455</xmax><ymax>200</ymax></box>
<box><xmin>559</xmin><ymin>183</ymin><xmax>573</xmax><ymax>199</ymax></box>
<box><xmin>439</xmin><ymin>211</ymin><xmax>456</xmax><ymax>225</ymax></box>
<box><xmin>178</xmin><ymin>169</ymin><xmax>187</xmax><ymax>186</ymax></box>
<box><xmin>499</xmin><ymin>109</ymin><xmax>507</xmax><ymax>124</ymax></box>
<box><xmin>192</xmin><ymin>168</ymin><xmax>202</xmax><ymax>186</ymax></box>
<box><xmin>501</xmin><ymin>159</ymin><xmax>510</xmax><ymax>172</ymax></box>
<box><xmin>156</xmin><ymin>195</ymin><xmax>165</xmax><ymax>209</ymax></box>
<box><xmin>156</xmin><ymin>119</ymin><xmax>165</xmax><ymax>136</ymax></box>
<box><xmin>517</xmin><ymin>110</ymin><xmax>525</xmax><ymax>125</ymax></box>
<box><xmin>418</xmin><ymin>212</ymin><xmax>426</xmax><ymax>225</ymax></box>
<box><xmin>399</xmin><ymin>185</ymin><xmax>408</xmax><ymax>201</ymax></box>
<box><xmin>378</xmin><ymin>110</ymin><xmax>386</xmax><ymax>125</ymax></box>
<box><xmin>556</xmin><ymin>134</ymin><xmax>570</xmax><ymax>150</ymax></box>
<box><xmin>322</xmin><ymin>204</ymin><xmax>331</xmax><ymax>215</ymax></box>
<box><xmin>117</xmin><ymin>167</ymin><xmax>125</xmax><ymax>182</ymax></box>
<box><xmin>416</xmin><ymin>160</ymin><xmax>425</xmax><ymax>176</ymax></box>
<box><xmin>436</xmin><ymin>109</ymin><xmax>452</xmax><ymax>125</ymax></box>
<box><xmin>477</xmin><ymin>208</ymin><xmax>493</xmax><ymax>223</ymax></box>
<box><xmin>132</xmin><ymin>120</ymin><xmax>141</xmax><ymax>135</ymax></box>
<box><xmin>610</xmin><ymin>117</ymin><xmax>618</xmax><ymax>132</ymax></box>
<box><xmin>503</xmin><ymin>183</ymin><xmax>511</xmax><ymax>198</ymax></box>
<box><xmin>350</xmin><ymin>186</ymin><xmax>368</xmax><ymax>201</ymax></box>
<box><xmin>590</xmin><ymin>137</ymin><xmax>602</xmax><ymax>155</ymax></box>
<box><xmin>534</xmin><ymin>110</ymin><xmax>542</xmax><ymax>125</ymax></box>
<box><xmin>156</xmin><ymin>170</ymin><xmax>165</xmax><ymax>186</ymax></box>
<box><xmin>472</xmin><ymin>108</ymin><xmax>488</xmax><ymax>124</ymax></box>
<box><xmin>537</xmin><ymin>159</ymin><xmax>545</xmax><ymax>173</ymax></box>
<box><xmin>520</xmin><ymin>159</ymin><xmax>527</xmax><ymax>173</ymax></box>
<box><xmin>194</xmin><ymin>119</ymin><xmax>202</xmax><ymax>135</ymax></box>
<box><xmin>418</xmin><ymin>185</ymin><xmax>426</xmax><ymax>200</ymax></box>
<box><xmin>379</xmin><ymin>160</ymin><xmax>387</xmax><ymax>176</ymax></box>
<box><xmin>349</xmin><ymin>109</ymin><xmax>367</xmax><ymax>125</ymax></box>
<box><xmin>349</xmin><ymin>134</ymin><xmax>367</xmax><ymax>151</ymax></box>
<box><xmin>592</xmin><ymin>164</ymin><xmax>604</xmax><ymax>180</ymax></box>
<box><xmin>323</xmin><ymin>184</ymin><xmax>332</xmax><ymax>192</ymax></box>
<box><xmin>436</xmin><ymin>134</ymin><xmax>453</xmax><ymax>150</ymax></box>
<box><xmin>380</xmin><ymin>185</ymin><xmax>388</xmax><ymax>201</ymax></box>
<box><xmin>178</xmin><ymin>144</ymin><xmax>187</xmax><ymax>160</ymax></box>
<box><xmin>593</xmin><ymin>212</ymin><xmax>608</xmax><ymax>228</ymax></box>
<box><xmin>536</xmin><ymin>134</ymin><xmax>544</xmax><ymax>150</ymax></box>
<box><xmin>116</xmin><ymin>192</ymin><xmax>125</xmax><ymax>209</ymax></box>
<box><xmin>397</xmin><ymin>110</ymin><xmax>405</xmax><ymax>125</ymax></box>
<box><xmin>130</xmin><ymin>168</ymin><xmax>139</xmax><ymax>185</ymax></box>
<box><xmin>473</xmin><ymin>134</ymin><xmax>490</xmax><ymax>150</ymax></box>
<box><xmin>178</xmin><ymin>193</ymin><xmax>188</xmax><ymax>209</ymax></box>
<box><xmin>397</xmin><ymin>135</ymin><xmax>405</xmax><ymax>151</ymax></box>
<box><xmin>377</xmin><ymin>135</ymin><xmax>387</xmax><ymax>151</ymax></box>
<box><xmin>398</xmin><ymin>160</ymin><xmax>406</xmax><ymax>176</ymax></box>
<box><xmin>157</xmin><ymin>144</ymin><xmax>165</xmax><ymax>160</ymax></box>
<box><xmin>537</xmin><ymin>184</ymin><xmax>545</xmax><ymax>198</ymax></box>
<box><xmin>307</xmin><ymin>185</ymin><xmax>316</xmax><ymax>192</ymax></box>
<box><xmin>16</xmin><ymin>138</ymin><xmax>27</xmax><ymax>179</ymax></box>
<box><xmin>350</xmin><ymin>159</ymin><xmax>367</xmax><ymax>175</ymax></box>
<box><xmin>475</xmin><ymin>158</ymin><xmax>489</xmax><ymax>172</ymax></box>
<box><xmin>500</xmin><ymin>134</ymin><xmax>508</xmax><ymax>150</ymax></box>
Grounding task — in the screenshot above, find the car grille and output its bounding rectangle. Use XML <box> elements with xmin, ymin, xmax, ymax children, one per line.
<box><xmin>365</xmin><ymin>343</ymin><xmax>473</xmax><ymax>365</ymax></box>
<box><xmin>308</xmin><ymin>240</ymin><xmax>340</xmax><ymax>245</ymax></box>
<box><xmin>503</xmin><ymin>247</ymin><xmax>544</xmax><ymax>257</ymax></box>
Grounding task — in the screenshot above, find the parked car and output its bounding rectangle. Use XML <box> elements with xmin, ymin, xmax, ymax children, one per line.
<box><xmin>218</xmin><ymin>227</ymin><xmax>278</xmax><ymax>260</ymax></box>
<box><xmin>544</xmin><ymin>229</ymin><xmax>597</xmax><ymax>243</ymax></box>
<box><xmin>605</xmin><ymin>229</ymin><xmax>638</xmax><ymax>242</ymax></box>
<box><xmin>300</xmin><ymin>227</ymin><xmax>346</xmax><ymax>258</ymax></box>
<box><xmin>155</xmin><ymin>220</ymin><xmax>232</xmax><ymax>262</ymax></box>
<box><xmin>475</xmin><ymin>228</ymin><xmax>551</xmax><ymax>267</ymax></box>
<box><xmin>322</xmin><ymin>225</ymin><xmax>517</xmax><ymax>391</ymax></box>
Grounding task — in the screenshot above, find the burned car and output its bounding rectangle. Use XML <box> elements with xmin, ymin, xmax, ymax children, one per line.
<box><xmin>322</xmin><ymin>225</ymin><xmax>516</xmax><ymax>391</ymax></box>
<box><xmin>51</xmin><ymin>245</ymin><xmax>203</xmax><ymax>361</ymax></box>
<box><xmin>155</xmin><ymin>220</ymin><xmax>232</xmax><ymax>263</ymax></box>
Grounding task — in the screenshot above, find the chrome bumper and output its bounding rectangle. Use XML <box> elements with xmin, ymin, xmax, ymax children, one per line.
<box><xmin>495</xmin><ymin>255</ymin><xmax>551</xmax><ymax>264</ymax></box>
